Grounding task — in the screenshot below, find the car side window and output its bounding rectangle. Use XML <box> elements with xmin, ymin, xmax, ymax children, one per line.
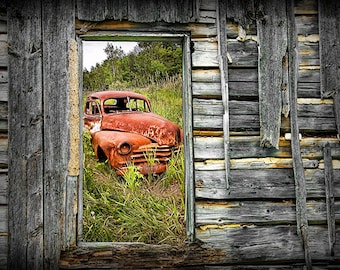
<box><xmin>103</xmin><ymin>98</ymin><xmax>121</xmax><ymax>113</ymax></box>
<box><xmin>85</xmin><ymin>100</ymin><xmax>101</xmax><ymax>115</ymax></box>
<box><xmin>126</xmin><ymin>98</ymin><xmax>150</xmax><ymax>112</ymax></box>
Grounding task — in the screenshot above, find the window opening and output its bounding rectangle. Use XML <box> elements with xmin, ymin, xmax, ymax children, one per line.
<box><xmin>80</xmin><ymin>38</ymin><xmax>191</xmax><ymax>245</ymax></box>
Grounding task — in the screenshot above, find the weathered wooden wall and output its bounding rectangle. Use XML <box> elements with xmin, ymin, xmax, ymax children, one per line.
<box><xmin>0</xmin><ymin>3</ymin><xmax>8</xmax><ymax>269</ymax></box>
<box><xmin>192</xmin><ymin>0</ymin><xmax>339</xmax><ymax>267</ymax></box>
<box><xmin>7</xmin><ymin>0</ymin><xmax>74</xmax><ymax>269</ymax></box>
<box><xmin>2</xmin><ymin>0</ymin><xmax>340</xmax><ymax>269</ymax></box>
<box><xmin>71</xmin><ymin>0</ymin><xmax>340</xmax><ymax>267</ymax></box>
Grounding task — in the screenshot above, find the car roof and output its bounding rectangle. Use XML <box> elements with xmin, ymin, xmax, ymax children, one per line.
<box><xmin>88</xmin><ymin>91</ymin><xmax>149</xmax><ymax>101</ymax></box>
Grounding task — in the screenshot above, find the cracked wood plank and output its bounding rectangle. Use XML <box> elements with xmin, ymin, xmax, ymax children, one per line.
<box><xmin>324</xmin><ymin>143</ymin><xmax>336</xmax><ymax>256</ymax></box>
<box><xmin>217</xmin><ymin>0</ymin><xmax>230</xmax><ymax>190</ymax></box>
<box><xmin>42</xmin><ymin>0</ymin><xmax>75</xmax><ymax>268</ymax></box>
<box><xmin>195</xmin><ymin>168</ymin><xmax>340</xmax><ymax>200</ymax></box>
<box><xmin>7</xmin><ymin>0</ymin><xmax>44</xmax><ymax>268</ymax></box>
<box><xmin>256</xmin><ymin>0</ymin><xmax>288</xmax><ymax>149</ymax></box>
<box><xmin>318</xmin><ymin>0</ymin><xmax>340</xmax><ymax>98</ymax></box>
<box><xmin>287</xmin><ymin>0</ymin><xmax>312</xmax><ymax>268</ymax></box>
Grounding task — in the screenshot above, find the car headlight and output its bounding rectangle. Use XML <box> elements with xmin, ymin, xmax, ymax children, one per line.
<box><xmin>118</xmin><ymin>142</ymin><xmax>132</xmax><ymax>155</ymax></box>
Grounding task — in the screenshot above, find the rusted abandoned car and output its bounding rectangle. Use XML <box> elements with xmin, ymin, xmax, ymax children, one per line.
<box><xmin>83</xmin><ymin>91</ymin><xmax>183</xmax><ymax>175</ymax></box>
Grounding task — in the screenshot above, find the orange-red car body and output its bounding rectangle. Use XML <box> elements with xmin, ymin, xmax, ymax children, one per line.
<box><xmin>83</xmin><ymin>91</ymin><xmax>183</xmax><ymax>175</ymax></box>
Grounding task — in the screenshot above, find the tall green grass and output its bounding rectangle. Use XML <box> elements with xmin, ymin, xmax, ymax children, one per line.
<box><xmin>82</xmin><ymin>75</ymin><xmax>186</xmax><ymax>245</ymax></box>
<box><xmin>141</xmin><ymin>74</ymin><xmax>183</xmax><ymax>129</ymax></box>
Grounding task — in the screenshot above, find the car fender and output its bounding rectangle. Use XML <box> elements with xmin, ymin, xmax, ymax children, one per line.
<box><xmin>92</xmin><ymin>130</ymin><xmax>152</xmax><ymax>168</ymax></box>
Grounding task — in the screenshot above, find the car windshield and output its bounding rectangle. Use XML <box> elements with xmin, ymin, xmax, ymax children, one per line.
<box><xmin>103</xmin><ymin>97</ymin><xmax>151</xmax><ymax>113</ymax></box>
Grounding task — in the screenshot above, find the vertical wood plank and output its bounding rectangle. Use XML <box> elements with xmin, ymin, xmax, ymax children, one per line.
<box><xmin>217</xmin><ymin>0</ymin><xmax>230</xmax><ymax>190</ymax></box>
<box><xmin>64</xmin><ymin>176</ymin><xmax>78</xmax><ymax>249</ymax></box>
<box><xmin>76</xmin><ymin>0</ymin><xmax>108</xmax><ymax>21</ymax></box>
<box><xmin>256</xmin><ymin>0</ymin><xmax>288</xmax><ymax>149</ymax></box>
<box><xmin>42</xmin><ymin>0</ymin><xmax>75</xmax><ymax>268</ymax></box>
<box><xmin>106</xmin><ymin>0</ymin><xmax>128</xmax><ymax>20</ymax></box>
<box><xmin>158</xmin><ymin>0</ymin><xmax>176</xmax><ymax>23</ymax></box>
<box><xmin>333</xmin><ymin>92</ymin><xmax>340</xmax><ymax>138</ymax></box>
<box><xmin>1</xmin><ymin>3</ymin><xmax>8</xmax><ymax>269</ymax></box>
<box><xmin>287</xmin><ymin>0</ymin><xmax>312</xmax><ymax>268</ymax></box>
<box><xmin>323</xmin><ymin>143</ymin><xmax>335</xmax><ymax>256</ymax></box>
<box><xmin>282</xmin><ymin>51</ymin><xmax>290</xmax><ymax>118</ymax></box>
<box><xmin>318</xmin><ymin>0</ymin><xmax>340</xmax><ymax>98</ymax></box>
<box><xmin>128</xmin><ymin>0</ymin><xmax>158</xmax><ymax>22</ymax></box>
<box><xmin>175</xmin><ymin>0</ymin><xmax>195</xmax><ymax>23</ymax></box>
<box><xmin>77</xmin><ymin>36</ymin><xmax>84</xmax><ymax>244</ymax></box>
<box><xmin>128</xmin><ymin>0</ymin><xmax>194</xmax><ymax>23</ymax></box>
<box><xmin>226</xmin><ymin>0</ymin><xmax>254</xmax><ymax>29</ymax></box>
<box><xmin>318</xmin><ymin>1</ymin><xmax>339</xmax><ymax>256</ymax></box>
<box><xmin>64</xmin><ymin>38</ymin><xmax>80</xmax><ymax>249</ymax></box>
<box><xmin>183</xmin><ymin>34</ymin><xmax>195</xmax><ymax>242</ymax></box>
<box><xmin>7</xmin><ymin>0</ymin><xmax>44</xmax><ymax>268</ymax></box>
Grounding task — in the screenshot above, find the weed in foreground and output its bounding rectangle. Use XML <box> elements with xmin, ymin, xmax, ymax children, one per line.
<box><xmin>82</xmin><ymin>141</ymin><xmax>186</xmax><ymax>245</ymax></box>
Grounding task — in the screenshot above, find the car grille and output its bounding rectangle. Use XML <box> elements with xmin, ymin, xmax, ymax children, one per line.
<box><xmin>117</xmin><ymin>143</ymin><xmax>180</xmax><ymax>174</ymax></box>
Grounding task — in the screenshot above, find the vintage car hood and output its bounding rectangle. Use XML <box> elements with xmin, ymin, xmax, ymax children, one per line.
<box><xmin>100</xmin><ymin>112</ymin><xmax>182</xmax><ymax>146</ymax></box>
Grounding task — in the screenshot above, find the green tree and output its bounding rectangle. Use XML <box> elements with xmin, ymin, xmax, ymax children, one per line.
<box><xmin>83</xmin><ymin>41</ymin><xmax>182</xmax><ymax>91</ymax></box>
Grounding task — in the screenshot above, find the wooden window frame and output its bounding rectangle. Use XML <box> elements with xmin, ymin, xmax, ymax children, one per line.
<box><xmin>76</xmin><ymin>32</ymin><xmax>195</xmax><ymax>247</ymax></box>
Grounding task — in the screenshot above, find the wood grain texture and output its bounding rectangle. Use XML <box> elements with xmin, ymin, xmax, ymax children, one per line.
<box><xmin>194</xmin><ymin>105</ymin><xmax>337</xmax><ymax>133</ymax></box>
<box><xmin>0</xmin><ymin>7</ymin><xmax>7</xmax><ymax>270</ymax></box>
<box><xmin>196</xmin><ymin>225</ymin><xmax>339</xmax><ymax>263</ymax></box>
<box><xmin>7</xmin><ymin>0</ymin><xmax>44</xmax><ymax>268</ymax></box>
<box><xmin>60</xmin><ymin>242</ymin><xmax>227</xmax><ymax>269</ymax></box>
<box><xmin>76</xmin><ymin>0</ymin><xmax>197</xmax><ymax>23</ymax></box>
<box><xmin>182</xmin><ymin>34</ymin><xmax>195</xmax><ymax>241</ymax></box>
<box><xmin>59</xmin><ymin>226</ymin><xmax>340</xmax><ymax>268</ymax></box>
<box><xmin>323</xmin><ymin>143</ymin><xmax>336</xmax><ymax>256</ymax></box>
<box><xmin>318</xmin><ymin>0</ymin><xmax>340</xmax><ymax>98</ymax></box>
<box><xmin>226</xmin><ymin>0</ymin><xmax>255</xmax><ymax>29</ymax></box>
<box><xmin>287</xmin><ymin>0</ymin><xmax>312</xmax><ymax>267</ymax></box>
<box><xmin>217</xmin><ymin>0</ymin><xmax>231</xmax><ymax>190</ymax></box>
<box><xmin>193</xmin><ymin>79</ymin><xmax>320</xmax><ymax>99</ymax></box>
<box><xmin>334</xmin><ymin>92</ymin><xmax>340</xmax><ymax>136</ymax></box>
<box><xmin>76</xmin><ymin>20</ymin><xmax>218</xmax><ymax>38</ymax></box>
<box><xmin>196</xmin><ymin>200</ymin><xmax>340</xmax><ymax>225</ymax></box>
<box><xmin>195</xmin><ymin>168</ymin><xmax>340</xmax><ymax>200</ymax></box>
<box><xmin>192</xmin><ymin>39</ymin><xmax>258</xmax><ymax>68</ymax></box>
<box><xmin>296</xmin><ymin>15</ymin><xmax>319</xmax><ymax>35</ymax></box>
<box><xmin>0</xmin><ymin>174</ymin><xmax>7</xmax><ymax>205</ymax></box>
<box><xmin>257</xmin><ymin>0</ymin><xmax>287</xmax><ymax>149</ymax></box>
<box><xmin>0</xmin><ymin>236</ymin><xmax>7</xmax><ymax>270</ymax></box>
<box><xmin>0</xmin><ymin>82</ymin><xmax>8</xmax><ymax>102</ymax></box>
<box><xmin>194</xmin><ymin>136</ymin><xmax>340</xmax><ymax>160</ymax></box>
<box><xmin>0</xmin><ymin>34</ymin><xmax>7</xmax><ymax>68</ymax></box>
<box><xmin>42</xmin><ymin>0</ymin><xmax>75</xmax><ymax>268</ymax></box>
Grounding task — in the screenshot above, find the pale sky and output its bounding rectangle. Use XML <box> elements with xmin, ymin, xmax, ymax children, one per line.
<box><xmin>82</xmin><ymin>41</ymin><xmax>138</xmax><ymax>71</ymax></box>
